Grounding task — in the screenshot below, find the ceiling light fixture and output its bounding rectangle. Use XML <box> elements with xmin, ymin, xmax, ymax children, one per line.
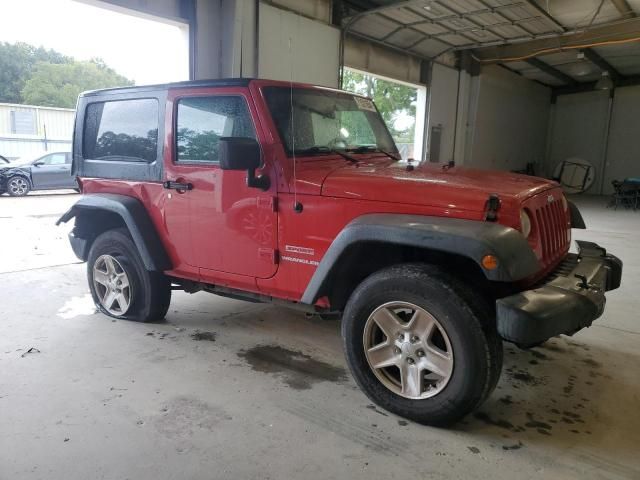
<box><xmin>594</xmin><ymin>71</ymin><xmax>614</xmax><ymax>90</ymax></box>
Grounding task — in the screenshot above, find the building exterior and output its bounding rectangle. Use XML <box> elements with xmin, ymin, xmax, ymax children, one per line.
<box><xmin>0</xmin><ymin>103</ymin><xmax>74</xmax><ymax>160</ymax></box>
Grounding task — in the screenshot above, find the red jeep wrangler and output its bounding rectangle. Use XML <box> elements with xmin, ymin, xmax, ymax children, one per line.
<box><xmin>58</xmin><ymin>78</ymin><xmax>622</xmax><ymax>425</ymax></box>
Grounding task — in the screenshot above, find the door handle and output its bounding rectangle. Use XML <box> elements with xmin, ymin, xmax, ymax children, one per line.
<box><xmin>163</xmin><ymin>180</ymin><xmax>193</xmax><ymax>192</ymax></box>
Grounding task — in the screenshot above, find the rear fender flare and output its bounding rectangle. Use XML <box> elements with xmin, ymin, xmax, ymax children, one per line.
<box><xmin>57</xmin><ymin>193</ymin><xmax>171</xmax><ymax>271</ymax></box>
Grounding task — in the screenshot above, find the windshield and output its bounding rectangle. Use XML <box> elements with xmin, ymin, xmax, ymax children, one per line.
<box><xmin>263</xmin><ymin>87</ymin><xmax>398</xmax><ymax>157</ymax></box>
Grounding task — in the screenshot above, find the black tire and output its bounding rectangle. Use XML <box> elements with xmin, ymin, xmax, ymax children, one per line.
<box><xmin>342</xmin><ymin>263</ymin><xmax>502</xmax><ymax>426</ymax></box>
<box><xmin>87</xmin><ymin>228</ymin><xmax>171</xmax><ymax>322</ymax></box>
<box><xmin>7</xmin><ymin>175</ymin><xmax>31</xmax><ymax>196</ymax></box>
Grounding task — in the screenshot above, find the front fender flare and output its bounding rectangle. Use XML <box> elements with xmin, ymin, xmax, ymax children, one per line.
<box><xmin>301</xmin><ymin>214</ymin><xmax>540</xmax><ymax>305</ymax></box>
<box><xmin>57</xmin><ymin>193</ymin><xmax>171</xmax><ymax>271</ymax></box>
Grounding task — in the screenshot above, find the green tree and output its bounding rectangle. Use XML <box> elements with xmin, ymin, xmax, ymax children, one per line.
<box><xmin>342</xmin><ymin>69</ymin><xmax>417</xmax><ymax>142</ymax></box>
<box><xmin>0</xmin><ymin>41</ymin><xmax>70</xmax><ymax>103</ymax></box>
<box><xmin>22</xmin><ymin>59</ymin><xmax>133</xmax><ymax>108</ymax></box>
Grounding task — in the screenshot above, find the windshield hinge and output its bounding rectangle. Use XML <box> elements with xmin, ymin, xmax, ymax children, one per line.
<box><xmin>257</xmin><ymin>196</ymin><xmax>277</xmax><ymax>212</ymax></box>
<box><xmin>484</xmin><ymin>194</ymin><xmax>501</xmax><ymax>222</ymax></box>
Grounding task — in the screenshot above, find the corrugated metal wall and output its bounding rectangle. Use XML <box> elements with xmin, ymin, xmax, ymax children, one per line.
<box><xmin>0</xmin><ymin>103</ymin><xmax>74</xmax><ymax>159</ymax></box>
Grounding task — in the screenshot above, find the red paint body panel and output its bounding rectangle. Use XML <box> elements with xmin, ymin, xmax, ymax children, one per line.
<box><xmin>80</xmin><ymin>79</ymin><xmax>571</xmax><ymax>306</ymax></box>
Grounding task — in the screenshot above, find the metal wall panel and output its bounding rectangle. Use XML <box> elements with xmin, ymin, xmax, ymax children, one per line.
<box><xmin>259</xmin><ymin>3</ymin><xmax>340</xmax><ymax>87</ymax></box>
<box><xmin>602</xmin><ymin>86</ymin><xmax>640</xmax><ymax>193</ymax></box>
<box><xmin>547</xmin><ymin>90</ymin><xmax>610</xmax><ymax>193</ymax></box>
<box><xmin>465</xmin><ymin>65</ymin><xmax>551</xmax><ymax>172</ymax></box>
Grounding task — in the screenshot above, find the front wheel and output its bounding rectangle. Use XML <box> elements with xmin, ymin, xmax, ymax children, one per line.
<box><xmin>7</xmin><ymin>176</ymin><xmax>30</xmax><ymax>196</ymax></box>
<box><xmin>342</xmin><ymin>263</ymin><xmax>502</xmax><ymax>426</ymax></box>
<box><xmin>87</xmin><ymin>228</ymin><xmax>171</xmax><ymax>322</ymax></box>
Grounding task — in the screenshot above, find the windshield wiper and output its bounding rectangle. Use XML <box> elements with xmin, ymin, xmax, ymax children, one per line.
<box><xmin>294</xmin><ymin>146</ymin><xmax>358</xmax><ymax>163</ymax></box>
<box><xmin>346</xmin><ymin>145</ymin><xmax>400</xmax><ymax>161</ymax></box>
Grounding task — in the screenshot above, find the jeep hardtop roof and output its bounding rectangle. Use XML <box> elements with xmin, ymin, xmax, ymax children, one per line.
<box><xmin>79</xmin><ymin>78</ymin><xmax>369</xmax><ymax>99</ymax></box>
<box><xmin>80</xmin><ymin>78</ymin><xmax>254</xmax><ymax>97</ymax></box>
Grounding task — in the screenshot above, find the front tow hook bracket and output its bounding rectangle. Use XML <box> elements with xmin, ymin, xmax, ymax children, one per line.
<box><xmin>574</xmin><ymin>274</ymin><xmax>589</xmax><ymax>289</ymax></box>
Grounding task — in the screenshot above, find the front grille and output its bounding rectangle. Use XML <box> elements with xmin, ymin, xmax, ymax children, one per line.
<box><xmin>534</xmin><ymin>198</ymin><xmax>569</xmax><ymax>264</ymax></box>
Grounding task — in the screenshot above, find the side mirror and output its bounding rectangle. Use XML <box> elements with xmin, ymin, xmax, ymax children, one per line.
<box><xmin>33</xmin><ymin>161</ymin><xmax>44</xmax><ymax>167</ymax></box>
<box><xmin>219</xmin><ymin>137</ymin><xmax>269</xmax><ymax>190</ymax></box>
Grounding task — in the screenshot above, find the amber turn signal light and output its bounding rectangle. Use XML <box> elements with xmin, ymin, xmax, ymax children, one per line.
<box><xmin>482</xmin><ymin>255</ymin><xmax>499</xmax><ymax>270</ymax></box>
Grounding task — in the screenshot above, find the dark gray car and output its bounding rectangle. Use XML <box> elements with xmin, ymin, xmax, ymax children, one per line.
<box><xmin>0</xmin><ymin>152</ymin><xmax>77</xmax><ymax>196</ymax></box>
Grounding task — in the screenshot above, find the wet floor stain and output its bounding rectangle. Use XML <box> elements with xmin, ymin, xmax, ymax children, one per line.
<box><xmin>191</xmin><ymin>331</ymin><xmax>216</xmax><ymax>342</ymax></box>
<box><xmin>502</xmin><ymin>441</ymin><xmax>523</xmax><ymax>451</ymax></box>
<box><xmin>473</xmin><ymin>411</ymin><xmax>522</xmax><ymax>432</ymax></box>
<box><xmin>238</xmin><ymin>345</ymin><xmax>347</xmax><ymax>390</ymax></box>
<box><xmin>524</xmin><ymin>412</ymin><xmax>552</xmax><ymax>432</ymax></box>
<box><xmin>506</xmin><ymin>368</ymin><xmax>546</xmax><ymax>387</ymax></box>
<box><xmin>499</xmin><ymin>395</ymin><xmax>514</xmax><ymax>405</ymax></box>
<box><xmin>530</xmin><ymin>350</ymin><xmax>550</xmax><ymax>360</ymax></box>
<box><xmin>463</xmin><ymin>337</ymin><xmax>614</xmax><ymax>449</ymax></box>
<box><xmin>366</xmin><ymin>404</ymin><xmax>389</xmax><ymax>417</ymax></box>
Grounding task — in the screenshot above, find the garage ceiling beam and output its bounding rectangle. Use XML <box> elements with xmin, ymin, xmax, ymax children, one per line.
<box><xmin>525</xmin><ymin>57</ymin><xmax>576</xmax><ymax>85</ymax></box>
<box><xmin>472</xmin><ymin>17</ymin><xmax>640</xmax><ymax>63</ymax></box>
<box><xmin>553</xmin><ymin>73</ymin><xmax>640</xmax><ymax>96</ymax></box>
<box><xmin>609</xmin><ymin>0</ymin><xmax>637</xmax><ymax>19</ymax></box>
<box><xmin>582</xmin><ymin>48</ymin><xmax>622</xmax><ymax>81</ymax></box>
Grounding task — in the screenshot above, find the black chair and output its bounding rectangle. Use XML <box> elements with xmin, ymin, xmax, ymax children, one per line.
<box><xmin>609</xmin><ymin>180</ymin><xmax>639</xmax><ymax>210</ymax></box>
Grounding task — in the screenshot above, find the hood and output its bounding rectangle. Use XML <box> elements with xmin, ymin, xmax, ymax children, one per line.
<box><xmin>0</xmin><ymin>163</ymin><xmax>30</xmax><ymax>174</ymax></box>
<box><xmin>320</xmin><ymin>159</ymin><xmax>557</xmax><ymax>213</ymax></box>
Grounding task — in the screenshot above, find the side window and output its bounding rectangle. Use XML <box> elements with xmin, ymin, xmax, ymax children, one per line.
<box><xmin>83</xmin><ymin>98</ymin><xmax>159</xmax><ymax>163</ymax></box>
<box><xmin>41</xmin><ymin>153</ymin><xmax>67</xmax><ymax>165</ymax></box>
<box><xmin>176</xmin><ymin>96</ymin><xmax>256</xmax><ymax>164</ymax></box>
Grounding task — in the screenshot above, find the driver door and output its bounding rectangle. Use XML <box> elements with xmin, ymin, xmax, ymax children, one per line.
<box><xmin>163</xmin><ymin>88</ymin><xmax>278</xmax><ymax>280</ymax></box>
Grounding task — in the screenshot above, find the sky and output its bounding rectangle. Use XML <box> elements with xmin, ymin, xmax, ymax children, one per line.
<box><xmin>1</xmin><ymin>0</ymin><xmax>189</xmax><ymax>85</ymax></box>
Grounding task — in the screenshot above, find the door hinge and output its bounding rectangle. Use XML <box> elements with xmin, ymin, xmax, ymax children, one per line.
<box><xmin>257</xmin><ymin>196</ymin><xmax>277</xmax><ymax>212</ymax></box>
<box><xmin>259</xmin><ymin>248</ymin><xmax>279</xmax><ymax>264</ymax></box>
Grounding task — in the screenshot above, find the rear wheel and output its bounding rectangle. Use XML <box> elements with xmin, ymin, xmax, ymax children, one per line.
<box><xmin>342</xmin><ymin>263</ymin><xmax>502</xmax><ymax>426</ymax></box>
<box><xmin>7</xmin><ymin>176</ymin><xmax>30</xmax><ymax>196</ymax></box>
<box><xmin>87</xmin><ymin>228</ymin><xmax>171</xmax><ymax>322</ymax></box>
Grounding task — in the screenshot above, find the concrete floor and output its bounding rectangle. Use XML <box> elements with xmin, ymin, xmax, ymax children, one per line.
<box><xmin>1</xmin><ymin>192</ymin><xmax>639</xmax><ymax>480</ymax></box>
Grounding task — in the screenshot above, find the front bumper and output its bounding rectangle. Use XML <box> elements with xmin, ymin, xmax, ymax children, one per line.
<box><xmin>496</xmin><ymin>241</ymin><xmax>622</xmax><ymax>347</ymax></box>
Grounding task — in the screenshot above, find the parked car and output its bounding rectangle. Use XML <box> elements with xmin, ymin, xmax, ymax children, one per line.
<box><xmin>57</xmin><ymin>79</ymin><xmax>622</xmax><ymax>426</ymax></box>
<box><xmin>0</xmin><ymin>151</ymin><xmax>77</xmax><ymax>196</ymax></box>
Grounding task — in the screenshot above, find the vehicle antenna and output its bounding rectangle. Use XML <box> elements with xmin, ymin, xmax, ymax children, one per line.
<box><xmin>289</xmin><ymin>37</ymin><xmax>302</xmax><ymax>213</ymax></box>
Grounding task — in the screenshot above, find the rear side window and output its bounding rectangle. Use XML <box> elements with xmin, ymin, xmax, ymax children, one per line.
<box><xmin>176</xmin><ymin>96</ymin><xmax>256</xmax><ymax>164</ymax></box>
<box><xmin>83</xmin><ymin>98</ymin><xmax>159</xmax><ymax>163</ymax></box>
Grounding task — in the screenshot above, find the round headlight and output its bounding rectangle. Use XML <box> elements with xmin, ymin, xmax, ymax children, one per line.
<box><xmin>561</xmin><ymin>195</ymin><xmax>568</xmax><ymax>212</ymax></box>
<box><xmin>520</xmin><ymin>209</ymin><xmax>532</xmax><ymax>237</ymax></box>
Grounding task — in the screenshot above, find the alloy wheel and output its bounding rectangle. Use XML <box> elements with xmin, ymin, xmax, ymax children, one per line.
<box><xmin>92</xmin><ymin>254</ymin><xmax>132</xmax><ymax>316</ymax></box>
<box><xmin>8</xmin><ymin>177</ymin><xmax>29</xmax><ymax>196</ymax></box>
<box><xmin>363</xmin><ymin>301</ymin><xmax>454</xmax><ymax>399</ymax></box>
